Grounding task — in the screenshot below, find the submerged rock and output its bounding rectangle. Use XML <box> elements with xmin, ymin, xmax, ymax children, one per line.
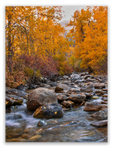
<box><xmin>33</xmin><ymin>103</ymin><xmax>63</xmax><ymax>119</ymax></box>
<box><xmin>27</xmin><ymin>88</ymin><xmax>57</xmax><ymax>111</ymax></box>
<box><xmin>37</xmin><ymin>120</ymin><xmax>47</xmax><ymax>126</ymax></box>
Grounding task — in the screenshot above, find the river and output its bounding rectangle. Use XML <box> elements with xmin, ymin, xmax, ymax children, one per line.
<box><xmin>6</xmin><ymin>92</ymin><xmax>107</xmax><ymax>142</ymax></box>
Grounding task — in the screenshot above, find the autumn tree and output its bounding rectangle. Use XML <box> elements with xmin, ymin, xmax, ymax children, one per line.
<box><xmin>5</xmin><ymin>6</ymin><xmax>71</xmax><ymax>87</ymax></box>
<box><xmin>67</xmin><ymin>6</ymin><xmax>107</xmax><ymax>74</ymax></box>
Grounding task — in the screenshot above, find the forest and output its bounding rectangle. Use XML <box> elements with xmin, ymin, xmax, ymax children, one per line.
<box><xmin>5</xmin><ymin>6</ymin><xmax>107</xmax><ymax>88</ymax></box>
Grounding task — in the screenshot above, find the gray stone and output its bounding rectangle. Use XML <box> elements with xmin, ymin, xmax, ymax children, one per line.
<box><xmin>83</xmin><ymin>101</ymin><xmax>107</xmax><ymax>111</ymax></box>
<box><xmin>27</xmin><ymin>88</ymin><xmax>57</xmax><ymax>111</ymax></box>
<box><xmin>69</xmin><ymin>93</ymin><xmax>86</xmax><ymax>103</ymax></box>
<box><xmin>81</xmin><ymin>84</ymin><xmax>94</xmax><ymax>92</ymax></box>
<box><xmin>91</xmin><ymin>109</ymin><xmax>108</xmax><ymax>120</ymax></box>
<box><xmin>55</xmin><ymin>83</ymin><xmax>70</xmax><ymax>92</ymax></box>
<box><xmin>70</xmin><ymin>74</ymin><xmax>80</xmax><ymax>82</ymax></box>
<box><xmin>90</xmin><ymin>120</ymin><xmax>107</xmax><ymax>127</ymax></box>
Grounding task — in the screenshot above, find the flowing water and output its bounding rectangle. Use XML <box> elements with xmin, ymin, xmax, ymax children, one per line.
<box><xmin>6</xmin><ymin>93</ymin><xmax>107</xmax><ymax>142</ymax></box>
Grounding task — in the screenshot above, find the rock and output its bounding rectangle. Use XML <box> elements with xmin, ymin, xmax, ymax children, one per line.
<box><xmin>102</xmin><ymin>94</ymin><xmax>108</xmax><ymax>97</ymax></box>
<box><xmin>91</xmin><ymin>109</ymin><xmax>108</xmax><ymax>120</ymax></box>
<box><xmin>83</xmin><ymin>101</ymin><xmax>107</xmax><ymax>111</ymax></box>
<box><xmin>84</xmin><ymin>93</ymin><xmax>93</xmax><ymax>99</ymax></box>
<box><xmin>61</xmin><ymin>100</ymin><xmax>74</xmax><ymax>108</ymax></box>
<box><xmin>70</xmin><ymin>74</ymin><xmax>80</xmax><ymax>82</ymax></box>
<box><xmin>57</xmin><ymin>94</ymin><xmax>68</xmax><ymax>101</ymax></box>
<box><xmin>27</xmin><ymin>88</ymin><xmax>57</xmax><ymax>111</ymax></box>
<box><xmin>37</xmin><ymin>120</ymin><xmax>47</xmax><ymax>126</ymax></box>
<box><xmin>6</xmin><ymin>97</ymin><xmax>13</xmax><ymax>108</ymax></box>
<box><xmin>75</xmin><ymin>79</ymin><xmax>86</xmax><ymax>84</ymax></box>
<box><xmin>68</xmin><ymin>87</ymin><xmax>81</xmax><ymax>93</ymax></box>
<box><xmin>16</xmin><ymin>84</ymin><xmax>25</xmax><ymax>91</ymax></box>
<box><xmin>13</xmin><ymin>99</ymin><xmax>23</xmax><ymax>105</ymax></box>
<box><xmin>91</xmin><ymin>96</ymin><xmax>100</xmax><ymax>99</ymax></box>
<box><xmin>83</xmin><ymin>75</ymin><xmax>94</xmax><ymax>79</ymax></box>
<box><xmin>33</xmin><ymin>103</ymin><xmax>63</xmax><ymax>119</ymax></box>
<box><xmin>55</xmin><ymin>83</ymin><xmax>70</xmax><ymax>93</ymax></box>
<box><xmin>69</xmin><ymin>93</ymin><xmax>86</xmax><ymax>103</ymax></box>
<box><xmin>94</xmin><ymin>83</ymin><xmax>105</xmax><ymax>89</ymax></box>
<box><xmin>95</xmin><ymin>89</ymin><xmax>105</xmax><ymax>95</ymax></box>
<box><xmin>90</xmin><ymin>120</ymin><xmax>107</xmax><ymax>127</ymax></box>
<box><xmin>63</xmin><ymin>75</ymin><xmax>69</xmax><ymax>80</ymax></box>
<box><xmin>29</xmin><ymin>135</ymin><xmax>41</xmax><ymax>141</ymax></box>
<box><xmin>102</xmin><ymin>97</ymin><xmax>108</xmax><ymax>101</ymax></box>
<box><xmin>81</xmin><ymin>84</ymin><xmax>94</xmax><ymax>93</ymax></box>
<box><xmin>50</xmin><ymin>82</ymin><xmax>57</xmax><ymax>87</ymax></box>
<box><xmin>29</xmin><ymin>84</ymin><xmax>36</xmax><ymax>89</ymax></box>
<box><xmin>86</xmin><ymin>78</ymin><xmax>96</xmax><ymax>82</ymax></box>
<box><xmin>80</xmin><ymin>72</ymin><xmax>89</xmax><ymax>76</ymax></box>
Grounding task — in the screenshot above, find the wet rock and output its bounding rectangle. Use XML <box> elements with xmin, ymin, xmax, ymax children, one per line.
<box><xmin>50</xmin><ymin>82</ymin><xmax>57</xmax><ymax>87</ymax></box>
<box><xmin>91</xmin><ymin>96</ymin><xmax>100</xmax><ymax>99</ymax></box>
<box><xmin>61</xmin><ymin>100</ymin><xmax>74</xmax><ymax>108</ymax></box>
<box><xmin>90</xmin><ymin>120</ymin><xmax>107</xmax><ymax>127</ymax></box>
<box><xmin>91</xmin><ymin>109</ymin><xmax>108</xmax><ymax>120</ymax></box>
<box><xmin>94</xmin><ymin>83</ymin><xmax>105</xmax><ymax>89</ymax></box>
<box><xmin>33</xmin><ymin>103</ymin><xmax>63</xmax><ymax>119</ymax></box>
<box><xmin>63</xmin><ymin>75</ymin><xmax>69</xmax><ymax>80</ymax></box>
<box><xmin>70</xmin><ymin>74</ymin><xmax>80</xmax><ymax>82</ymax></box>
<box><xmin>13</xmin><ymin>99</ymin><xmax>23</xmax><ymax>105</ymax></box>
<box><xmin>81</xmin><ymin>84</ymin><xmax>94</xmax><ymax>93</ymax></box>
<box><xmin>37</xmin><ymin>120</ymin><xmax>47</xmax><ymax>126</ymax></box>
<box><xmin>28</xmin><ymin>84</ymin><xmax>36</xmax><ymax>89</ymax></box>
<box><xmin>95</xmin><ymin>89</ymin><xmax>105</xmax><ymax>95</ymax></box>
<box><xmin>6</xmin><ymin>97</ymin><xmax>13</xmax><ymax>108</ymax></box>
<box><xmin>69</xmin><ymin>93</ymin><xmax>86</xmax><ymax>103</ymax></box>
<box><xmin>27</xmin><ymin>88</ymin><xmax>57</xmax><ymax>111</ymax></box>
<box><xmin>57</xmin><ymin>94</ymin><xmax>68</xmax><ymax>101</ymax></box>
<box><xmin>102</xmin><ymin>97</ymin><xmax>108</xmax><ymax>101</ymax></box>
<box><xmin>102</xmin><ymin>94</ymin><xmax>108</xmax><ymax>97</ymax></box>
<box><xmin>68</xmin><ymin>87</ymin><xmax>81</xmax><ymax>93</ymax></box>
<box><xmin>29</xmin><ymin>135</ymin><xmax>41</xmax><ymax>141</ymax></box>
<box><xmin>84</xmin><ymin>93</ymin><xmax>93</xmax><ymax>99</ymax></box>
<box><xmin>83</xmin><ymin>74</ymin><xmax>94</xmax><ymax>79</ymax></box>
<box><xmin>83</xmin><ymin>101</ymin><xmax>107</xmax><ymax>111</ymax></box>
<box><xmin>80</xmin><ymin>72</ymin><xmax>89</xmax><ymax>76</ymax></box>
<box><xmin>55</xmin><ymin>83</ymin><xmax>70</xmax><ymax>93</ymax></box>
<box><xmin>86</xmin><ymin>78</ymin><xmax>96</xmax><ymax>82</ymax></box>
<box><xmin>75</xmin><ymin>79</ymin><xmax>86</xmax><ymax>84</ymax></box>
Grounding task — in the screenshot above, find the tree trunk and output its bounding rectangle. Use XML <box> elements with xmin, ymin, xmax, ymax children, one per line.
<box><xmin>7</xmin><ymin>12</ymin><xmax>12</xmax><ymax>73</ymax></box>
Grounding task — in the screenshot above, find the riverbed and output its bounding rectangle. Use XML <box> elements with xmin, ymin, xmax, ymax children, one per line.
<box><xmin>6</xmin><ymin>95</ymin><xmax>107</xmax><ymax>142</ymax></box>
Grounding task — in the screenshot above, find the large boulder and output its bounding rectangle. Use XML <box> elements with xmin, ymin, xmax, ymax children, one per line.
<box><xmin>27</xmin><ymin>88</ymin><xmax>57</xmax><ymax>111</ymax></box>
<box><xmin>69</xmin><ymin>93</ymin><xmax>86</xmax><ymax>103</ymax></box>
<box><xmin>55</xmin><ymin>83</ymin><xmax>70</xmax><ymax>93</ymax></box>
<box><xmin>33</xmin><ymin>103</ymin><xmax>63</xmax><ymax>119</ymax></box>
<box><xmin>83</xmin><ymin>101</ymin><xmax>107</xmax><ymax>111</ymax></box>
